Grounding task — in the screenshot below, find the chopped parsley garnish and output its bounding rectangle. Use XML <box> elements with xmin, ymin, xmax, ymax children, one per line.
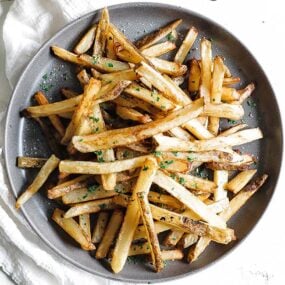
<box><xmin>92</xmin><ymin>55</ymin><xmax>99</xmax><ymax>64</ymax></box>
<box><xmin>135</xmin><ymin>87</ymin><xmax>140</xmax><ymax>91</ymax></box>
<box><xmin>228</xmin><ymin>119</ymin><xmax>237</xmax><ymax>124</ymax></box>
<box><xmin>94</xmin><ymin>150</ymin><xmax>103</xmax><ymax>156</ymax></box>
<box><xmin>166</xmin><ymin>32</ymin><xmax>175</xmax><ymax>41</ymax></box>
<box><xmin>39</xmin><ymin>82</ymin><xmax>53</xmax><ymax>92</ymax></box>
<box><xmin>89</xmin><ymin>116</ymin><xmax>100</xmax><ymax>123</ymax></box>
<box><xmin>170</xmin><ymin>173</ymin><xmax>176</xmax><ymax>179</ymax></box>
<box><xmin>247</xmin><ymin>99</ymin><xmax>256</xmax><ymax>108</ymax></box>
<box><xmin>187</xmin><ymin>154</ymin><xmax>195</xmax><ymax>162</ymax></box>
<box><xmin>98</xmin><ymin>157</ymin><xmax>105</xmax><ymax>163</ymax></box>
<box><xmin>79</xmin><ymin>138</ymin><xmax>84</xmax><ymax>142</ymax></box>
<box><xmin>82</xmin><ymin>194</ymin><xmax>88</xmax><ymax>199</ymax></box>
<box><xmin>152</xmin><ymin>151</ymin><xmax>162</xmax><ymax>157</ymax></box>
<box><xmin>87</xmin><ymin>184</ymin><xmax>99</xmax><ymax>193</ymax></box>
<box><xmin>99</xmin><ymin>203</ymin><xmax>107</xmax><ymax>210</ymax></box>
<box><xmin>93</xmin><ymin>127</ymin><xmax>99</xmax><ymax>133</ymax></box>
<box><xmin>123</xmin><ymin>150</ymin><xmax>129</xmax><ymax>158</ymax></box>
<box><xmin>142</xmin><ymin>166</ymin><xmax>149</xmax><ymax>171</ymax></box>
<box><xmin>107</xmin><ymin>62</ymin><xmax>114</xmax><ymax>67</ymax></box>
<box><xmin>42</xmin><ymin>74</ymin><xmax>48</xmax><ymax>80</ymax></box>
<box><xmin>178</xmin><ymin>177</ymin><xmax>185</xmax><ymax>185</ymax></box>
<box><xmin>159</xmin><ymin>160</ymin><xmax>174</xmax><ymax>169</ymax></box>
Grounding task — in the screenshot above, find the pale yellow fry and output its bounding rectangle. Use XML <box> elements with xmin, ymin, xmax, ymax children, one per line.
<box><xmin>163</xmin><ymin>230</ymin><xmax>184</xmax><ymax>247</ymax></box>
<box><xmin>77</xmin><ymin>69</ymin><xmax>90</xmax><ymax>86</ymax></box>
<box><xmin>16</xmin><ymin>155</ymin><xmax>59</xmax><ymax>209</ymax></box>
<box><xmin>153</xmin><ymin>170</ymin><xmax>226</xmax><ymax>228</ymax></box>
<box><xmin>74</xmin><ymin>25</ymin><xmax>97</xmax><ymax>54</ymax></box>
<box><xmin>51</xmin><ymin>46</ymin><xmax>86</xmax><ymax>66</ymax></box>
<box><xmin>183</xmin><ymin>118</ymin><xmax>214</xmax><ymax>140</ymax></box>
<box><xmin>59</xmin><ymin>155</ymin><xmax>151</xmax><ymax>175</ymax></box>
<box><xmin>200</xmin><ymin>38</ymin><xmax>212</xmax><ymax>103</ymax></box>
<box><xmin>92</xmin><ymin>211</ymin><xmax>109</xmax><ymax>243</ymax></box>
<box><xmin>136</xmin><ymin>62</ymin><xmax>191</xmax><ymax>106</ymax></box>
<box><xmin>52</xmin><ymin>208</ymin><xmax>95</xmax><ymax>250</ymax></box>
<box><xmin>116</xmin><ymin>105</ymin><xmax>151</xmax><ymax>124</ymax></box>
<box><xmin>111</xmin><ymin>157</ymin><xmax>158</xmax><ymax>273</ymax></box>
<box><xmin>79</xmin><ymin>213</ymin><xmax>91</xmax><ymax>242</ymax></box>
<box><xmin>238</xmin><ymin>83</ymin><xmax>255</xmax><ymax>104</ymax></box>
<box><xmin>174</xmin><ymin>26</ymin><xmax>198</xmax><ymax>63</ymax></box>
<box><xmin>225</xmin><ymin>169</ymin><xmax>257</xmax><ymax>194</ymax></box>
<box><xmin>141</xmin><ymin>41</ymin><xmax>176</xmax><ymax>57</ymax></box>
<box><xmin>219</xmin><ymin>124</ymin><xmax>248</xmax><ymax>137</ymax></box>
<box><xmin>136</xmin><ymin>19</ymin><xmax>182</xmax><ymax>50</ymax></box>
<box><xmin>99</xmin><ymin>69</ymin><xmax>138</xmax><ymax>85</ymax></box>
<box><xmin>203</xmin><ymin>103</ymin><xmax>244</xmax><ymax>120</ymax></box>
<box><xmin>96</xmin><ymin>209</ymin><xmax>124</xmax><ymax>259</ymax></box>
<box><xmin>72</xmin><ymin>98</ymin><xmax>203</xmax><ymax>152</ymax></box>
<box><xmin>213</xmin><ymin>170</ymin><xmax>228</xmax><ymax>201</ymax></box>
<box><xmin>221</xmin><ymin>87</ymin><xmax>240</xmax><ymax>102</ymax></box>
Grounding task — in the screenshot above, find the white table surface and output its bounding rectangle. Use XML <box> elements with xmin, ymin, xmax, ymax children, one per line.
<box><xmin>0</xmin><ymin>0</ymin><xmax>284</xmax><ymax>284</ymax></box>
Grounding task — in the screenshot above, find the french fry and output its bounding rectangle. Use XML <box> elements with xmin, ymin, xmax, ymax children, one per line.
<box><xmin>213</xmin><ymin>170</ymin><xmax>228</xmax><ymax>201</ymax></box>
<box><xmin>106</xmin><ymin>32</ymin><xmax>117</xmax><ymax>59</ymax></box>
<box><xmin>136</xmin><ymin>19</ymin><xmax>182</xmax><ymax>50</ymax></box>
<box><xmin>178</xmin><ymin>233</ymin><xmax>198</xmax><ymax>248</ymax></box>
<box><xmin>73</xmin><ymin>98</ymin><xmax>203</xmax><ymax>152</ymax></box>
<box><xmin>64</xmin><ymin>198</ymin><xmax>116</xmax><ymax>218</ymax></box>
<box><xmin>96</xmin><ymin>209</ymin><xmax>124</xmax><ymax>259</ymax></box>
<box><xmin>188</xmin><ymin>175</ymin><xmax>268</xmax><ymax>262</ymax></box>
<box><xmin>74</xmin><ymin>25</ymin><xmax>97</xmax><ymax>54</ymax></box>
<box><xmin>79</xmin><ymin>213</ymin><xmax>91</xmax><ymax>242</ymax></box>
<box><xmin>111</xmin><ymin>157</ymin><xmax>158</xmax><ymax>273</ymax></box>
<box><xmin>225</xmin><ymin>169</ymin><xmax>257</xmax><ymax>194</ymax></box>
<box><xmin>168</xmin><ymin>126</ymin><xmax>195</xmax><ymax>141</ymax></box>
<box><xmin>137</xmin><ymin>191</ymin><xmax>164</xmax><ymax>272</ymax></box>
<box><xmin>116</xmin><ymin>106</ymin><xmax>151</xmax><ymax>123</ymax></box>
<box><xmin>200</xmin><ymin>38</ymin><xmax>212</xmax><ymax>103</ymax></box>
<box><xmin>188</xmin><ymin>59</ymin><xmax>201</xmax><ymax>92</ymax></box>
<box><xmin>153</xmin><ymin>170</ymin><xmax>226</xmax><ymax>228</ymax></box>
<box><xmin>51</xmin><ymin>46</ymin><xmax>86</xmax><ymax>66</ymax></box>
<box><xmin>141</xmin><ymin>41</ymin><xmax>176</xmax><ymax>57</ymax></box>
<box><xmin>221</xmin><ymin>87</ymin><xmax>240</xmax><ymax>102</ymax></box>
<box><xmin>154</xmin><ymin>128</ymin><xmax>263</xmax><ymax>152</ymax></box>
<box><xmin>52</xmin><ymin>208</ymin><xmax>95</xmax><ymax>250</ymax></box>
<box><xmin>61</xmin><ymin>88</ymin><xmax>79</xmax><ymax>99</ymax></box>
<box><xmin>77</xmin><ymin>69</ymin><xmax>90</xmax><ymax>86</ymax></box>
<box><xmin>223</xmin><ymin>64</ymin><xmax>232</xmax><ymax>78</ymax></box>
<box><xmin>15</xmin><ymin>155</ymin><xmax>60</xmax><ymax>209</ymax></box>
<box><xmin>174</xmin><ymin>26</ymin><xmax>198</xmax><ymax>63</ymax></box>
<box><xmin>238</xmin><ymin>83</ymin><xmax>255</xmax><ymax>104</ymax></box>
<box><xmin>147</xmin><ymin>57</ymin><xmax>187</xmax><ymax>76</ymax></box>
<box><xmin>223</xmin><ymin>77</ymin><xmax>240</xmax><ymax>86</ymax></box>
<box><xmin>22</xmin><ymin>95</ymin><xmax>81</xmax><ymax>118</ymax></box>
<box><xmin>148</xmin><ymin>191</ymin><xmax>184</xmax><ymax>210</ymax></box>
<box><xmin>183</xmin><ymin>118</ymin><xmax>214</xmax><ymax>140</ymax></box>
<box><xmin>79</xmin><ymin>54</ymin><xmax>130</xmax><ymax>72</ymax></box>
<box><xmin>109</xmin><ymin>23</ymin><xmax>147</xmax><ymax>64</ymax></box>
<box><xmin>99</xmin><ymin>69</ymin><xmax>138</xmax><ymax>85</ymax></box>
<box><xmin>150</xmin><ymin>204</ymin><xmax>235</xmax><ymax>244</ymax></box>
<box><xmin>17</xmin><ymin>157</ymin><xmax>47</xmax><ymax>168</ymax></box>
<box><xmin>47</xmin><ymin>174</ymin><xmax>91</xmax><ymax>199</ymax></box>
<box><xmin>124</xmin><ymin>83</ymin><xmax>175</xmax><ymax>111</ymax></box>
<box><xmin>208</xmin><ymin>56</ymin><xmax>225</xmax><ymax>135</ymax></box>
<box><xmin>93</xmin><ymin>7</ymin><xmax>109</xmax><ymax>56</ymax></box>
<box><xmin>136</xmin><ymin>62</ymin><xmax>191</xmax><ymax>105</ymax></box>
<box><xmin>92</xmin><ymin>211</ymin><xmax>109</xmax><ymax>243</ymax></box>
<box><xmin>203</xmin><ymin>103</ymin><xmax>244</xmax><ymax>120</ymax></box>
<box><xmin>219</xmin><ymin>123</ymin><xmax>248</xmax><ymax>136</ymax></box>
<box><xmin>172</xmin><ymin>76</ymin><xmax>185</xmax><ymax>86</ymax></box>
<box><xmin>163</xmin><ymin>230</ymin><xmax>184</xmax><ymax>247</ymax></box>
<box><xmin>34</xmin><ymin>91</ymin><xmax>65</xmax><ymax>137</ymax></box>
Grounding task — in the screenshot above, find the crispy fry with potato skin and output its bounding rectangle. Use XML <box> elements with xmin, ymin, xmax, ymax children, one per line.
<box><xmin>74</xmin><ymin>25</ymin><xmax>97</xmax><ymax>54</ymax></box>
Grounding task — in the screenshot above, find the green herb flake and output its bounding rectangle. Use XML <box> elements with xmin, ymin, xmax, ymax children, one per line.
<box><xmin>82</xmin><ymin>194</ymin><xmax>88</xmax><ymax>199</ymax></box>
<box><xmin>228</xmin><ymin>119</ymin><xmax>237</xmax><ymax>124</ymax></box>
<box><xmin>92</xmin><ymin>55</ymin><xmax>99</xmax><ymax>64</ymax></box>
<box><xmin>99</xmin><ymin>203</ymin><xmax>107</xmax><ymax>210</ymax></box>
<box><xmin>107</xmin><ymin>62</ymin><xmax>114</xmax><ymax>67</ymax></box>
<box><xmin>42</xmin><ymin>74</ymin><xmax>48</xmax><ymax>80</ymax></box>
<box><xmin>98</xmin><ymin>157</ymin><xmax>105</xmax><ymax>163</ymax></box>
<box><xmin>87</xmin><ymin>184</ymin><xmax>99</xmax><ymax>193</ymax></box>
<box><xmin>152</xmin><ymin>151</ymin><xmax>162</xmax><ymax>157</ymax></box>
<box><xmin>247</xmin><ymin>99</ymin><xmax>256</xmax><ymax>108</ymax></box>
<box><xmin>89</xmin><ymin>116</ymin><xmax>100</xmax><ymax>123</ymax></box>
<box><xmin>93</xmin><ymin>127</ymin><xmax>99</xmax><ymax>133</ymax></box>
<box><xmin>135</xmin><ymin>87</ymin><xmax>140</xmax><ymax>91</ymax></box>
<box><xmin>159</xmin><ymin>160</ymin><xmax>174</xmax><ymax>169</ymax></box>
<box><xmin>166</xmin><ymin>32</ymin><xmax>175</xmax><ymax>41</ymax></box>
<box><xmin>123</xmin><ymin>150</ymin><xmax>129</xmax><ymax>158</ymax></box>
<box><xmin>178</xmin><ymin>177</ymin><xmax>185</xmax><ymax>185</ymax></box>
<box><xmin>142</xmin><ymin>166</ymin><xmax>149</xmax><ymax>171</ymax></box>
<box><xmin>79</xmin><ymin>138</ymin><xmax>84</xmax><ymax>142</ymax></box>
<box><xmin>94</xmin><ymin>150</ymin><xmax>103</xmax><ymax>156</ymax></box>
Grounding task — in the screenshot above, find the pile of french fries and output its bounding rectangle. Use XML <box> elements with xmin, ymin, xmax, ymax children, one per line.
<box><xmin>16</xmin><ymin>7</ymin><xmax>268</xmax><ymax>273</ymax></box>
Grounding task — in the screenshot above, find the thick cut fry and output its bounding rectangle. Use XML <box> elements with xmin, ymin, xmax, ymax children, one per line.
<box><xmin>203</xmin><ymin>103</ymin><xmax>244</xmax><ymax>120</ymax></box>
<box><xmin>124</xmin><ymin>83</ymin><xmax>175</xmax><ymax>111</ymax></box>
<box><xmin>213</xmin><ymin>170</ymin><xmax>228</xmax><ymax>201</ymax></box>
<box><xmin>51</xmin><ymin>46</ymin><xmax>86</xmax><ymax>66</ymax></box>
<box><xmin>183</xmin><ymin>118</ymin><xmax>214</xmax><ymax>140</ymax></box>
<box><xmin>47</xmin><ymin>174</ymin><xmax>91</xmax><ymax>199</ymax></box>
<box><xmin>109</xmin><ymin>23</ymin><xmax>147</xmax><ymax>64</ymax></box>
<box><xmin>116</xmin><ymin>106</ymin><xmax>151</xmax><ymax>123</ymax></box>
<box><xmin>64</xmin><ymin>198</ymin><xmax>115</xmax><ymax>218</ymax></box>
<box><xmin>79</xmin><ymin>54</ymin><xmax>129</xmax><ymax>72</ymax></box>
<box><xmin>111</xmin><ymin>157</ymin><xmax>157</xmax><ymax>273</ymax></box>
<box><xmin>200</xmin><ymin>38</ymin><xmax>212</xmax><ymax>103</ymax></box>
<box><xmin>79</xmin><ymin>213</ymin><xmax>91</xmax><ymax>242</ymax></box>
<box><xmin>136</xmin><ymin>62</ymin><xmax>191</xmax><ymax>105</ymax></box>
<box><xmin>17</xmin><ymin>157</ymin><xmax>47</xmax><ymax>168</ymax></box>
<box><xmin>92</xmin><ymin>211</ymin><xmax>109</xmax><ymax>243</ymax></box>
<box><xmin>150</xmin><ymin>204</ymin><xmax>234</xmax><ymax>244</ymax></box>
<box><xmin>52</xmin><ymin>209</ymin><xmax>95</xmax><ymax>250</ymax></box>
<box><xmin>136</xmin><ymin>19</ymin><xmax>182</xmax><ymax>50</ymax></box>
<box><xmin>188</xmin><ymin>175</ymin><xmax>268</xmax><ymax>262</ymax></box>
<box><xmin>15</xmin><ymin>155</ymin><xmax>59</xmax><ymax>209</ymax></box>
<box><xmin>137</xmin><ymin>191</ymin><xmax>164</xmax><ymax>272</ymax></box>
<box><xmin>174</xmin><ymin>26</ymin><xmax>198</xmax><ymax>63</ymax></box>
<box><xmin>61</xmin><ymin>78</ymin><xmax>101</xmax><ymax>144</ymax></box>
<box><xmin>153</xmin><ymin>171</ymin><xmax>226</xmax><ymax>228</ymax></box>
<box><xmin>141</xmin><ymin>41</ymin><xmax>176</xmax><ymax>57</ymax></box>
<box><xmin>99</xmin><ymin>69</ymin><xmax>137</xmax><ymax>84</ymax></box>
<box><xmin>34</xmin><ymin>91</ymin><xmax>65</xmax><ymax>137</ymax></box>
<box><xmin>208</xmin><ymin>56</ymin><xmax>225</xmax><ymax>135</ymax></box>
<box><xmin>147</xmin><ymin>57</ymin><xmax>187</xmax><ymax>76</ymax></box>
<box><xmin>73</xmin><ymin>98</ymin><xmax>203</xmax><ymax>152</ymax></box>
<box><xmin>221</xmin><ymin>87</ymin><xmax>240</xmax><ymax>102</ymax></box>
<box><xmin>93</xmin><ymin>7</ymin><xmax>109</xmax><ymax>56</ymax></box>
<box><xmin>96</xmin><ymin>209</ymin><xmax>124</xmax><ymax>259</ymax></box>
<box><xmin>225</xmin><ymin>170</ymin><xmax>257</xmax><ymax>194</ymax></box>
<box><xmin>23</xmin><ymin>96</ymin><xmax>81</xmax><ymax>118</ymax></box>
<box><xmin>59</xmin><ymin>155</ymin><xmax>151</xmax><ymax>175</ymax></box>
<box><xmin>154</xmin><ymin>128</ymin><xmax>263</xmax><ymax>152</ymax></box>
<box><xmin>74</xmin><ymin>25</ymin><xmax>97</xmax><ymax>54</ymax></box>
<box><xmin>188</xmin><ymin>59</ymin><xmax>201</xmax><ymax>92</ymax></box>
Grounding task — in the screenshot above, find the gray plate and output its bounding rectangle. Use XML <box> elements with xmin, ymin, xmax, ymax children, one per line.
<box><xmin>4</xmin><ymin>2</ymin><xmax>283</xmax><ymax>283</ymax></box>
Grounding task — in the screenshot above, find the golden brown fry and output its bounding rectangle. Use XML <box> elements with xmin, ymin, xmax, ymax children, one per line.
<box><xmin>188</xmin><ymin>59</ymin><xmax>201</xmax><ymax>92</ymax></box>
<box><xmin>51</xmin><ymin>46</ymin><xmax>86</xmax><ymax>66</ymax></box>
<box><xmin>79</xmin><ymin>213</ymin><xmax>91</xmax><ymax>242</ymax></box>
<box><xmin>52</xmin><ymin>208</ymin><xmax>95</xmax><ymax>250</ymax></box>
<box><xmin>221</xmin><ymin>87</ymin><xmax>240</xmax><ymax>102</ymax></box>
<box><xmin>141</xmin><ymin>41</ymin><xmax>176</xmax><ymax>57</ymax></box>
<box><xmin>17</xmin><ymin>157</ymin><xmax>47</xmax><ymax>168</ymax></box>
<box><xmin>116</xmin><ymin>105</ymin><xmax>151</xmax><ymax>123</ymax></box>
<box><xmin>106</xmin><ymin>32</ymin><xmax>117</xmax><ymax>59</ymax></box>
<box><xmin>203</xmin><ymin>103</ymin><xmax>244</xmax><ymax>120</ymax></box>
<box><xmin>76</xmin><ymin>69</ymin><xmax>90</xmax><ymax>86</ymax></box>
<box><xmin>73</xmin><ymin>98</ymin><xmax>203</xmax><ymax>152</ymax></box>
<box><xmin>99</xmin><ymin>69</ymin><xmax>138</xmax><ymax>85</ymax></box>
<box><xmin>133</xmin><ymin>222</ymin><xmax>171</xmax><ymax>241</ymax></box>
<box><xmin>96</xmin><ymin>209</ymin><xmax>124</xmax><ymax>259</ymax></box>
<box><xmin>174</xmin><ymin>26</ymin><xmax>198</xmax><ymax>63</ymax></box>
<box><xmin>136</xmin><ymin>19</ymin><xmax>182</xmax><ymax>50</ymax></box>
<box><xmin>74</xmin><ymin>25</ymin><xmax>97</xmax><ymax>54</ymax></box>
<box><xmin>148</xmin><ymin>191</ymin><xmax>184</xmax><ymax>210</ymax></box>
<box><xmin>61</xmin><ymin>88</ymin><xmax>79</xmax><ymax>99</ymax></box>
<box><xmin>178</xmin><ymin>233</ymin><xmax>198</xmax><ymax>249</ymax></box>
<box><xmin>163</xmin><ymin>230</ymin><xmax>184</xmax><ymax>247</ymax></box>
<box><xmin>16</xmin><ymin>155</ymin><xmax>59</xmax><ymax>209</ymax></box>
<box><xmin>223</xmin><ymin>77</ymin><xmax>240</xmax><ymax>86</ymax></box>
